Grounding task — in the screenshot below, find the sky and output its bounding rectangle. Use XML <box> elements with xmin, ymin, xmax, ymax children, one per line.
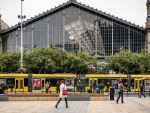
<box><xmin>0</xmin><ymin>0</ymin><xmax>147</xmax><ymax>27</ymax></box>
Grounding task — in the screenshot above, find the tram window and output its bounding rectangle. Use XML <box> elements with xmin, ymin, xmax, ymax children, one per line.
<box><xmin>85</xmin><ymin>79</ymin><xmax>89</xmax><ymax>86</ymax></box>
<box><xmin>20</xmin><ymin>80</ymin><xmax>23</xmax><ymax>89</ymax></box>
<box><xmin>16</xmin><ymin>80</ymin><xmax>18</xmax><ymax>89</ymax></box>
<box><xmin>45</xmin><ymin>79</ymin><xmax>62</xmax><ymax>86</ymax></box>
<box><xmin>122</xmin><ymin>79</ymin><xmax>126</xmax><ymax>85</ymax></box>
<box><xmin>139</xmin><ymin>80</ymin><xmax>141</xmax><ymax>85</ymax></box>
<box><xmin>24</xmin><ymin>78</ymin><xmax>28</xmax><ymax>86</ymax></box>
<box><xmin>7</xmin><ymin>78</ymin><xmax>15</xmax><ymax>85</ymax></box>
<box><xmin>131</xmin><ymin>79</ymin><xmax>134</xmax><ymax>85</ymax></box>
<box><xmin>98</xmin><ymin>79</ymin><xmax>108</xmax><ymax>86</ymax></box>
<box><xmin>135</xmin><ymin>80</ymin><xmax>138</xmax><ymax>89</ymax></box>
<box><xmin>42</xmin><ymin>80</ymin><xmax>44</xmax><ymax>88</ymax></box>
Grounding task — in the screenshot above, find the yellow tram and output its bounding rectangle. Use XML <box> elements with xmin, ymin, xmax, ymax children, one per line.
<box><xmin>0</xmin><ymin>73</ymin><xmax>149</xmax><ymax>92</ymax></box>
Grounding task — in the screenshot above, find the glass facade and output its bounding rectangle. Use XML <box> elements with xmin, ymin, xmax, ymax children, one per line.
<box><xmin>2</xmin><ymin>5</ymin><xmax>145</xmax><ymax>57</ymax></box>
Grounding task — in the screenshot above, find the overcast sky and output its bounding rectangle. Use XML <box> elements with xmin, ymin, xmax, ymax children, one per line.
<box><xmin>0</xmin><ymin>0</ymin><xmax>147</xmax><ymax>27</ymax></box>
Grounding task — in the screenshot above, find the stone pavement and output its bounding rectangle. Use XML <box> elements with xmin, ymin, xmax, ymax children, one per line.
<box><xmin>0</xmin><ymin>97</ymin><xmax>150</xmax><ymax>113</ymax></box>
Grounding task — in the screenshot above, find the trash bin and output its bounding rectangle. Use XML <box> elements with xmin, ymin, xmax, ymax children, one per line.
<box><xmin>0</xmin><ymin>88</ymin><xmax>3</xmax><ymax>94</ymax></box>
<box><xmin>110</xmin><ymin>88</ymin><xmax>114</xmax><ymax>100</ymax></box>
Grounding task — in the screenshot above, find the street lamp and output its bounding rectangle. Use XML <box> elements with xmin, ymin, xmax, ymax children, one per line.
<box><xmin>119</xmin><ymin>70</ymin><xmax>121</xmax><ymax>80</ymax></box>
<box><xmin>142</xmin><ymin>78</ymin><xmax>145</xmax><ymax>92</ymax></box>
<box><xmin>18</xmin><ymin>0</ymin><xmax>26</xmax><ymax>69</ymax></box>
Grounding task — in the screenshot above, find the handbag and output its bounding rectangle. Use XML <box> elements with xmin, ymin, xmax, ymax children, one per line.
<box><xmin>120</xmin><ymin>85</ymin><xmax>124</xmax><ymax>92</ymax></box>
<box><xmin>62</xmin><ymin>84</ymin><xmax>67</xmax><ymax>95</ymax></box>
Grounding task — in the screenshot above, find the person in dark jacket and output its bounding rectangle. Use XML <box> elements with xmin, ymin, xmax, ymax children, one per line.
<box><xmin>116</xmin><ymin>80</ymin><xmax>124</xmax><ymax>104</ymax></box>
<box><xmin>56</xmin><ymin>81</ymin><xmax>60</xmax><ymax>93</ymax></box>
<box><xmin>139</xmin><ymin>84</ymin><xmax>146</xmax><ymax>98</ymax></box>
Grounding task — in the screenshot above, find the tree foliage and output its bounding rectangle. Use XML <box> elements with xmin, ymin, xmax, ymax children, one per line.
<box><xmin>105</xmin><ymin>49</ymin><xmax>150</xmax><ymax>74</ymax></box>
<box><xmin>0</xmin><ymin>46</ymin><xmax>96</xmax><ymax>74</ymax></box>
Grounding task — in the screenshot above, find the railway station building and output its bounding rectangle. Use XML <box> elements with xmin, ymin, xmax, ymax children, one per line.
<box><xmin>0</xmin><ymin>0</ymin><xmax>150</xmax><ymax>58</ymax></box>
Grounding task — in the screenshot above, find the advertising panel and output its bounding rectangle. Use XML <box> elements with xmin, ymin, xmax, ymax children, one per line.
<box><xmin>32</xmin><ymin>78</ymin><xmax>41</xmax><ymax>90</ymax></box>
<box><xmin>66</xmin><ymin>79</ymin><xmax>74</xmax><ymax>91</ymax></box>
<box><xmin>0</xmin><ymin>79</ymin><xmax>6</xmax><ymax>86</ymax></box>
<box><xmin>145</xmin><ymin>80</ymin><xmax>150</xmax><ymax>91</ymax></box>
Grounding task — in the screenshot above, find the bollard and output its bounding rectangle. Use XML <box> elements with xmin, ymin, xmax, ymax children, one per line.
<box><xmin>0</xmin><ymin>88</ymin><xmax>3</xmax><ymax>94</ymax></box>
<box><xmin>110</xmin><ymin>88</ymin><xmax>114</xmax><ymax>100</ymax></box>
<box><xmin>15</xmin><ymin>87</ymin><xmax>16</xmax><ymax>94</ymax></box>
<box><xmin>127</xmin><ymin>88</ymin><xmax>128</xmax><ymax>97</ymax></box>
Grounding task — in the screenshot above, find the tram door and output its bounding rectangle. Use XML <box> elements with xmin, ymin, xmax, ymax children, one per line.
<box><xmin>15</xmin><ymin>78</ymin><xmax>24</xmax><ymax>92</ymax></box>
<box><xmin>89</xmin><ymin>78</ymin><xmax>98</xmax><ymax>90</ymax></box>
<box><xmin>42</xmin><ymin>78</ymin><xmax>45</xmax><ymax>92</ymax></box>
<box><xmin>134</xmin><ymin>79</ymin><xmax>142</xmax><ymax>91</ymax></box>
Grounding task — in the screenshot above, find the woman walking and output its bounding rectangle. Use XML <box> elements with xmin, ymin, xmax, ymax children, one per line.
<box><xmin>55</xmin><ymin>80</ymin><xmax>69</xmax><ymax>108</ymax></box>
<box><xmin>116</xmin><ymin>80</ymin><xmax>124</xmax><ymax>103</ymax></box>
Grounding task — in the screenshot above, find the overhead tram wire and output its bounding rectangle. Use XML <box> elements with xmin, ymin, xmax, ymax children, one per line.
<box><xmin>0</xmin><ymin>0</ymin><xmax>20</xmax><ymax>6</ymax></box>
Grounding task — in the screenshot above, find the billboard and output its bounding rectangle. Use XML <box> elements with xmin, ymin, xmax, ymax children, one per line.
<box><xmin>66</xmin><ymin>79</ymin><xmax>74</xmax><ymax>91</ymax></box>
<box><xmin>0</xmin><ymin>79</ymin><xmax>6</xmax><ymax>86</ymax></box>
<box><xmin>145</xmin><ymin>80</ymin><xmax>150</xmax><ymax>91</ymax></box>
<box><xmin>32</xmin><ymin>78</ymin><xmax>41</xmax><ymax>90</ymax></box>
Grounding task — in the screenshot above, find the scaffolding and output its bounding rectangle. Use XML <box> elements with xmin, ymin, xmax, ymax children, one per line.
<box><xmin>64</xmin><ymin>20</ymin><xmax>105</xmax><ymax>56</ymax></box>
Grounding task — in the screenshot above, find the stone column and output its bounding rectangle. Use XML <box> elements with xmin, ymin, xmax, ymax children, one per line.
<box><xmin>0</xmin><ymin>15</ymin><xmax>2</xmax><ymax>53</ymax></box>
<box><xmin>146</xmin><ymin>0</ymin><xmax>150</xmax><ymax>53</ymax></box>
<box><xmin>0</xmin><ymin>37</ymin><xmax>2</xmax><ymax>53</ymax></box>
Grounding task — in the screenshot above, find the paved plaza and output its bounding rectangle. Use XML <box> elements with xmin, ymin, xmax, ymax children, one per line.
<box><xmin>0</xmin><ymin>97</ymin><xmax>150</xmax><ymax>113</ymax></box>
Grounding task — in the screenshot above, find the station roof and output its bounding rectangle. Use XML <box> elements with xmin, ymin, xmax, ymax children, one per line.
<box><xmin>1</xmin><ymin>0</ymin><xmax>145</xmax><ymax>36</ymax></box>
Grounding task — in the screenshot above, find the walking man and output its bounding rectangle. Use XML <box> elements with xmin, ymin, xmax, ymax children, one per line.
<box><xmin>45</xmin><ymin>82</ymin><xmax>49</xmax><ymax>93</ymax></box>
<box><xmin>139</xmin><ymin>84</ymin><xmax>146</xmax><ymax>98</ymax></box>
<box><xmin>56</xmin><ymin>81</ymin><xmax>60</xmax><ymax>93</ymax></box>
<box><xmin>116</xmin><ymin>80</ymin><xmax>124</xmax><ymax>103</ymax></box>
<box><xmin>48</xmin><ymin>82</ymin><xmax>51</xmax><ymax>93</ymax></box>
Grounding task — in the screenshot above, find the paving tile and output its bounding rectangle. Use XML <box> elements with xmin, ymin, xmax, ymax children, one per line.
<box><xmin>0</xmin><ymin>97</ymin><xmax>150</xmax><ymax>113</ymax></box>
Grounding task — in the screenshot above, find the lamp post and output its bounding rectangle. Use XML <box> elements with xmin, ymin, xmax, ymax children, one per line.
<box><xmin>18</xmin><ymin>0</ymin><xmax>26</xmax><ymax>69</ymax></box>
<box><xmin>0</xmin><ymin>14</ymin><xmax>1</xmax><ymax>33</ymax></box>
<box><xmin>119</xmin><ymin>70</ymin><xmax>121</xmax><ymax>80</ymax></box>
<box><xmin>142</xmin><ymin>78</ymin><xmax>145</xmax><ymax>92</ymax></box>
<box><xmin>73</xmin><ymin>77</ymin><xmax>76</xmax><ymax>93</ymax></box>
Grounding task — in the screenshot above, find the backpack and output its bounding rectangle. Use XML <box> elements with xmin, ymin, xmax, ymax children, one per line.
<box><xmin>46</xmin><ymin>84</ymin><xmax>49</xmax><ymax>89</ymax></box>
<box><xmin>115</xmin><ymin>83</ymin><xmax>118</xmax><ymax>89</ymax></box>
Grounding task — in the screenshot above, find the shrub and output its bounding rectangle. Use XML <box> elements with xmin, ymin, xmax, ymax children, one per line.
<box><xmin>98</xmin><ymin>84</ymin><xmax>105</xmax><ymax>90</ymax></box>
<box><xmin>98</xmin><ymin>84</ymin><xmax>105</xmax><ymax>94</ymax></box>
<box><xmin>9</xmin><ymin>84</ymin><xmax>14</xmax><ymax>89</ymax></box>
<box><xmin>1</xmin><ymin>84</ymin><xmax>9</xmax><ymax>90</ymax></box>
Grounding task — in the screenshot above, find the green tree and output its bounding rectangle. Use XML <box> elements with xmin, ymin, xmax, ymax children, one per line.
<box><xmin>0</xmin><ymin>46</ymin><xmax>96</xmax><ymax>74</ymax></box>
<box><xmin>105</xmin><ymin>49</ymin><xmax>150</xmax><ymax>74</ymax></box>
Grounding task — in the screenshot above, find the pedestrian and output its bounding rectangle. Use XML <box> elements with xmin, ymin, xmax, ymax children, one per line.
<box><xmin>48</xmin><ymin>82</ymin><xmax>51</xmax><ymax>93</ymax></box>
<box><xmin>131</xmin><ymin>83</ymin><xmax>134</xmax><ymax>92</ymax></box>
<box><xmin>107</xmin><ymin>82</ymin><xmax>110</xmax><ymax>92</ymax></box>
<box><xmin>56</xmin><ymin>81</ymin><xmax>60</xmax><ymax>93</ymax></box>
<box><xmin>45</xmin><ymin>82</ymin><xmax>49</xmax><ymax>93</ymax></box>
<box><xmin>116</xmin><ymin>80</ymin><xmax>124</xmax><ymax>103</ymax></box>
<box><xmin>139</xmin><ymin>84</ymin><xmax>146</xmax><ymax>98</ymax></box>
<box><xmin>95</xmin><ymin>86</ymin><xmax>100</xmax><ymax>94</ymax></box>
<box><xmin>55</xmin><ymin>80</ymin><xmax>69</xmax><ymax>108</ymax></box>
<box><xmin>114</xmin><ymin>79</ymin><xmax>119</xmax><ymax>100</ymax></box>
<box><xmin>124</xmin><ymin>82</ymin><xmax>128</xmax><ymax>91</ymax></box>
